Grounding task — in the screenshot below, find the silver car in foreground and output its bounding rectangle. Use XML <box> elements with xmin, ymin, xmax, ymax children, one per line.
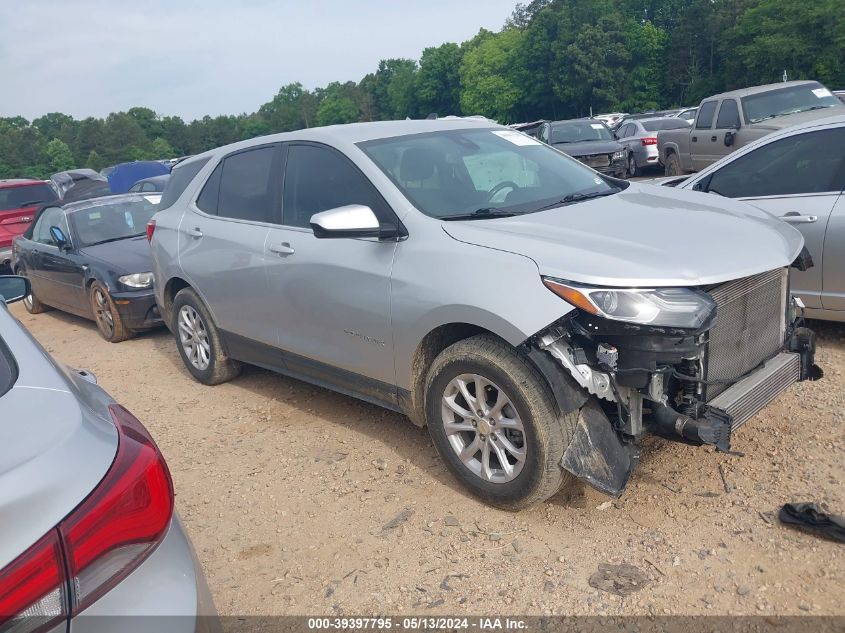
<box><xmin>675</xmin><ymin>115</ymin><xmax>845</xmax><ymax>322</ymax></box>
<box><xmin>0</xmin><ymin>276</ymin><xmax>216</xmax><ymax>632</ymax></box>
<box><xmin>149</xmin><ymin>119</ymin><xmax>820</xmax><ymax>509</ymax></box>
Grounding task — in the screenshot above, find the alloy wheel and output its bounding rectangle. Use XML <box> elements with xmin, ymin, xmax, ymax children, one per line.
<box><xmin>93</xmin><ymin>288</ymin><xmax>115</xmax><ymax>338</ymax></box>
<box><xmin>440</xmin><ymin>373</ymin><xmax>526</xmax><ymax>483</ymax></box>
<box><xmin>178</xmin><ymin>305</ymin><xmax>211</xmax><ymax>370</ymax></box>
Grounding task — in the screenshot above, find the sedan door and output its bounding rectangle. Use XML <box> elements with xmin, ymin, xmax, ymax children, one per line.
<box><xmin>177</xmin><ymin>144</ymin><xmax>281</xmax><ymax>347</ymax></box>
<box><xmin>696</xmin><ymin>125</ymin><xmax>845</xmax><ymax>309</ymax></box>
<box><xmin>264</xmin><ymin>142</ymin><xmax>398</xmax><ymax>396</ymax></box>
<box><xmin>38</xmin><ymin>212</ymin><xmax>87</xmax><ymax>314</ymax></box>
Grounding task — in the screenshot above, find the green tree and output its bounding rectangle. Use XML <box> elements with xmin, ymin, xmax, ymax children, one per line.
<box><xmin>151</xmin><ymin>137</ymin><xmax>176</xmax><ymax>159</ymax></box>
<box><xmin>315</xmin><ymin>94</ymin><xmax>360</xmax><ymax>126</ymax></box>
<box><xmin>460</xmin><ymin>28</ymin><xmax>525</xmax><ymax>122</ymax></box>
<box><xmin>416</xmin><ymin>43</ymin><xmax>464</xmax><ymax>117</ymax></box>
<box><xmin>258</xmin><ymin>82</ymin><xmax>317</xmax><ymax>132</ymax></box>
<box><xmin>46</xmin><ymin>138</ymin><xmax>74</xmax><ymax>173</ymax></box>
<box><xmin>85</xmin><ymin>149</ymin><xmax>104</xmax><ymax>171</ymax></box>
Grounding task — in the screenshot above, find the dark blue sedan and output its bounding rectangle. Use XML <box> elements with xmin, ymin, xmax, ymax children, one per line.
<box><xmin>11</xmin><ymin>193</ymin><xmax>163</xmax><ymax>342</ymax></box>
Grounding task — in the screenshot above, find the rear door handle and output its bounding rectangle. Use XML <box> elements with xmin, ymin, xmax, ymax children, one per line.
<box><xmin>186</xmin><ymin>227</ymin><xmax>203</xmax><ymax>238</ymax></box>
<box><xmin>691</xmin><ymin>136</ymin><xmax>697</xmax><ymax>142</ymax></box>
<box><xmin>711</xmin><ymin>135</ymin><xmax>717</xmax><ymax>142</ymax></box>
<box><xmin>780</xmin><ymin>213</ymin><xmax>818</xmax><ymax>224</ymax></box>
<box><xmin>268</xmin><ymin>242</ymin><xmax>295</xmax><ymax>256</ymax></box>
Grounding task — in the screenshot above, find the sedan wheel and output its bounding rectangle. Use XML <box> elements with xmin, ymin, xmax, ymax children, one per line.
<box><xmin>178</xmin><ymin>305</ymin><xmax>211</xmax><ymax>371</ymax></box>
<box><xmin>441</xmin><ymin>373</ymin><xmax>526</xmax><ymax>483</ymax></box>
<box><xmin>93</xmin><ymin>288</ymin><xmax>115</xmax><ymax>337</ymax></box>
<box><xmin>89</xmin><ymin>282</ymin><xmax>132</xmax><ymax>342</ymax></box>
<box><xmin>627</xmin><ymin>153</ymin><xmax>638</xmax><ymax>177</ymax></box>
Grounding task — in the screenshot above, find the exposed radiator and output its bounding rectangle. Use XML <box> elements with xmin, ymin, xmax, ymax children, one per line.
<box><xmin>705</xmin><ymin>268</ymin><xmax>788</xmax><ymax>399</ymax></box>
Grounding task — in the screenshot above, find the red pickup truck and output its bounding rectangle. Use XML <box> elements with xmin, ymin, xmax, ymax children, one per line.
<box><xmin>0</xmin><ymin>179</ymin><xmax>58</xmax><ymax>271</ymax></box>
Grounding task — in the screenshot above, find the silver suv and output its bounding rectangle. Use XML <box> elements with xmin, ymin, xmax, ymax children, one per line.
<box><xmin>149</xmin><ymin>119</ymin><xmax>820</xmax><ymax>509</ymax></box>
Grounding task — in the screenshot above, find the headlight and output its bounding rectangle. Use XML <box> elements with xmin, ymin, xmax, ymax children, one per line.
<box><xmin>612</xmin><ymin>150</ymin><xmax>626</xmax><ymax>161</ymax></box>
<box><xmin>118</xmin><ymin>272</ymin><xmax>154</xmax><ymax>289</ymax></box>
<box><xmin>543</xmin><ymin>278</ymin><xmax>716</xmax><ymax>329</ymax></box>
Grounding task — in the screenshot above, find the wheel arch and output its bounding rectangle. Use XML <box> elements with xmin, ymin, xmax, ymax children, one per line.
<box><xmin>161</xmin><ymin>276</ymin><xmax>192</xmax><ymax>329</ymax></box>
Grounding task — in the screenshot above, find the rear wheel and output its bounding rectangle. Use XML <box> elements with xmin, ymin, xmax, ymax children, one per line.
<box><xmin>664</xmin><ymin>152</ymin><xmax>682</xmax><ymax>177</ymax></box>
<box><xmin>172</xmin><ymin>287</ymin><xmax>241</xmax><ymax>385</ymax></box>
<box><xmin>90</xmin><ymin>282</ymin><xmax>133</xmax><ymax>343</ymax></box>
<box><xmin>425</xmin><ymin>334</ymin><xmax>578</xmax><ymax>510</ymax></box>
<box><xmin>19</xmin><ymin>268</ymin><xmax>51</xmax><ymax>314</ymax></box>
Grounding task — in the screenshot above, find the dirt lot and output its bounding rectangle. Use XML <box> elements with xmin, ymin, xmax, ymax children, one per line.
<box><xmin>10</xmin><ymin>302</ymin><xmax>844</xmax><ymax>616</ymax></box>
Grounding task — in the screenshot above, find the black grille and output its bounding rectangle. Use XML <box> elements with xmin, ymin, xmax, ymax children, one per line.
<box><xmin>705</xmin><ymin>269</ymin><xmax>788</xmax><ymax>399</ymax></box>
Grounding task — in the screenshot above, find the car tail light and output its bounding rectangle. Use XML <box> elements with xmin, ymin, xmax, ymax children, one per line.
<box><xmin>0</xmin><ymin>405</ymin><xmax>173</xmax><ymax>631</ymax></box>
<box><xmin>641</xmin><ymin>137</ymin><xmax>658</xmax><ymax>146</ymax></box>
<box><xmin>146</xmin><ymin>219</ymin><xmax>156</xmax><ymax>242</ymax></box>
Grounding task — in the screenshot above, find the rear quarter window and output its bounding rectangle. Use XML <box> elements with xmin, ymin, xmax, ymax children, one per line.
<box><xmin>158</xmin><ymin>158</ymin><xmax>211</xmax><ymax>210</ymax></box>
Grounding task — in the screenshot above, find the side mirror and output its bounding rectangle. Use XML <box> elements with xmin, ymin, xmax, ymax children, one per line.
<box><xmin>49</xmin><ymin>226</ymin><xmax>69</xmax><ymax>249</ymax></box>
<box><xmin>724</xmin><ymin>131</ymin><xmax>736</xmax><ymax>147</ymax></box>
<box><xmin>0</xmin><ymin>275</ymin><xmax>30</xmax><ymax>304</ymax></box>
<box><xmin>310</xmin><ymin>205</ymin><xmax>385</xmax><ymax>239</ymax></box>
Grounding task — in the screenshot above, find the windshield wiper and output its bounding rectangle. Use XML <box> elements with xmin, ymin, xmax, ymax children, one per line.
<box><xmin>440</xmin><ymin>208</ymin><xmax>518</xmax><ymax>221</ymax></box>
<box><xmin>86</xmin><ymin>233</ymin><xmax>144</xmax><ymax>246</ymax></box>
<box><xmin>751</xmin><ymin>104</ymin><xmax>835</xmax><ymax>123</ymax></box>
<box><xmin>16</xmin><ymin>200</ymin><xmax>49</xmax><ymax>207</ymax></box>
<box><xmin>532</xmin><ymin>188</ymin><xmax>620</xmax><ymax>213</ymax></box>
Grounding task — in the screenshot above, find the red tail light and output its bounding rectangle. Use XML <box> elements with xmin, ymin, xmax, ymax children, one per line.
<box><xmin>641</xmin><ymin>137</ymin><xmax>658</xmax><ymax>146</ymax></box>
<box><xmin>146</xmin><ymin>219</ymin><xmax>156</xmax><ymax>242</ymax></box>
<box><xmin>0</xmin><ymin>405</ymin><xmax>173</xmax><ymax>631</ymax></box>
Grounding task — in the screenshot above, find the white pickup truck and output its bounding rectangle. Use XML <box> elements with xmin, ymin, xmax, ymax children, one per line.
<box><xmin>658</xmin><ymin>80</ymin><xmax>843</xmax><ymax>176</ymax></box>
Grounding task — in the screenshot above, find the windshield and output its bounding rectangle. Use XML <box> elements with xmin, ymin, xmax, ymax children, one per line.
<box><xmin>742</xmin><ymin>83</ymin><xmax>843</xmax><ymax>123</ymax></box>
<box><xmin>0</xmin><ymin>183</ymin><xmax>57</xmax><ymax>211</ymax></box>
<box><xmin>358</xmin><ymin>128</ymin><xmax>618</xmax><ymax>219</ymax></box>
<box><xmin>69</xmin><ymin>197</ymin><xmax>159</xmax><ymax>247</ymax></box>
<box><xmin>550</xmin><ymin>121</ymin><xmax>613</xmax><ymax>144</ymax></box>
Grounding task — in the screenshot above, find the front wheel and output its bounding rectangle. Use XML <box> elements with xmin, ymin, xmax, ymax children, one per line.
<box><xmin>90</xmin><ymin>282</ymin><xmax>133</xmax><ymax>343</ymax></box>
<box><xmin>425</xmin><ymin>335</ymin><xmax>578</xmax><ymax>510</ymax></box>
<box><xmin>172</xmin><ymin>287</ymin><xmax>241</xmax><ymax>385</ymax></box>
<box><xmin>627</xmin><ymin>153</ymin><xmax>638</xmax><ymax>178</ymax></box>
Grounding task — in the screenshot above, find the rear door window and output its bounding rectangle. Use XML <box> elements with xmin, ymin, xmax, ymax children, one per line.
<box><xmin>217</xmin><ymin>146</ymin><xmax>279</xmax><ymax>223</ymax></box>
<box><xmin>715</xmin><ymin>99</ymin><xmax>741</xmax><ymax>129</ymax></box>
<box><xmin>695</xmin><ymin>101</ymin><xmax>718</xmax><ymax>129</ymax></box>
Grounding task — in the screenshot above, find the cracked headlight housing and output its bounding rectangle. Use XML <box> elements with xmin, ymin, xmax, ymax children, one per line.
<box><xmin>612</xmin><ymin>150</ymin><xmax>626</xmax><ymax>161</ymax></box>
<box><xmin>543</xmin><ymin>278</ymin><xmax>716</xmax><ymax>329</ymax></box>
<box><xmin>118</xmin><ymin>272</ymin><xmax>154</xmax><ymax>289</ymax></box>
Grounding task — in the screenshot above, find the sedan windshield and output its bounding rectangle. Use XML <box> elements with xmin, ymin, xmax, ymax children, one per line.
<box><xmin>742</xmin><ymin>83</ymin><xmax>843</xmax><ymax>123</ymax></box>
<box><xmin>550</xmin><ymin>121</ymin><xmax>613</xmax><ymax>144</ymax></box>
<box><xmin>359</xmin><ymin>128</ymin><xmax>618</xmax><ymax>219</ymax></box>
<box><xmin>69</xmin><ymin>198</ymin><xmax>159</xmax><ymax>247</ymax></box>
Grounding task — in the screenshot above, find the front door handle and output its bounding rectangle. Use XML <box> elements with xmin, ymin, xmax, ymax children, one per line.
<box><xmin>711</xmin><ymin>135</ymin><xmax>717</xmax><ymax>142</ymax></box>
<box><xmin>691</xmin><ymin>136</ymin><xmax>697</xmax><ymax>142</ymax></box>
<box><xmin>186</xmin><ymin>227</ymin><xmax>203</xmax><ymax>238</ymax></box>
<box><xmin>780</xmin><ymin>213</ymin><xmax>818</xmax><ymax>224</ymax></box>
<box><xmin>268</xmin><ymin>242</ymin><xmax>295</xmax><ymax>256</ymax></box>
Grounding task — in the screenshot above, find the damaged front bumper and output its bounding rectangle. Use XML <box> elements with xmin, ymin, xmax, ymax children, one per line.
<box><xmin>529</xmin><ymin>274</ymin><xmax>821</xmax><ymax>498</ymax></box>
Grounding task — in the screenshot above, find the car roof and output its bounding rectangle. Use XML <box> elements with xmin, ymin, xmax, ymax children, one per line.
<box><xmin>179</xmin><ymin>118</ymin><xmax>502</xmax><ymax>169</ymax></box>
<box><xmin>0</xmin><ymin>178</ymin><xmax>47</xmax><ymax>189</ymax></box>
<box><xmin>704</xmin><ymin>80</ymin><xmax>821</xmax><ymax>101</ymax></box>
<box><xmin>59</xmin><ymin>192</ymin><xmax>161</xmax><ymax>214</ymax></box>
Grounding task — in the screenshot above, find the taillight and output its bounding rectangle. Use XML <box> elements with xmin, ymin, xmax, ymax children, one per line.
<box><xmin>641</xmin><ymin>137</ymin><xmax>658</xmax><ymax>146</ymax></box>
<box><xmin>0</xmin><ymin>405</ymin><xmax>173</xmax><ymax>630</ymax></box>
<box><xmin>146</xmin><ymin>219</ymin><xmax>156</xmax><ymax>242</ymax></box>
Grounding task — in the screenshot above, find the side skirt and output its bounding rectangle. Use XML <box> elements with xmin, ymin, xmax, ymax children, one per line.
<box><xmin>220</xmin><ymin>330</ymin><xmax>407</xmax><ymax>415</ymax></box>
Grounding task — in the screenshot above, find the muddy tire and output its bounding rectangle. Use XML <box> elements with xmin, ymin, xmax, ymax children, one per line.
<box><xmin>664</xmin><ymin>152</ymin><xmax>682</xmax><ymax>177</ymax></box>
<box><xmin>90</xmin><ymin>281</ymin><xmax>133</xmax><ymax>343</ymax></box>
<box><xmin>20</xmin><ymin>269</ymin><xmax>51</xmax><ymax>314</ymax></box>
<box><xmin>627</xmin><ymin>153</ymin><xmax>638</xmax><ymax>178</ymax></box>
<box><xmin>172</xmin><ymin>287</ymin><xmax>241</xmax><ymax>385</ymax></box>
<box><xmin>425</xmin><ymin>334</ymin><xmax>578</xmax><ymax>510</ymax></box>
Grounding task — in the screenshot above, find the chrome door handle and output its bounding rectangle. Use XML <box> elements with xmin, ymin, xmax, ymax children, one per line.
<box><xmin>186</xmin><ymin>227</ymin><xmax>203</xmax><ymax>238</ymax></box>
<box><xmin>781</xmin><ymin>213</ymin><xmax>818</xmax><ymax>224</ymax></box>
<box><xmin>268</xmin><ymin>242</ymin><xmax>295</xmax><ymax>256</ymax></box>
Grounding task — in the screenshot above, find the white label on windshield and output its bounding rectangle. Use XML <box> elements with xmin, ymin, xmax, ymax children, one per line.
<box><xmin>812</xmin><ymin>88</ymin><xmax>833</xmax><ymax>98</ymax></box>
<box><xmin>590</xmin><ymin>123</ymin><xmax>605</xmax><ymax>129</ymax></box>
<box><xmin>492</xmin><ymin>130</ymin><xmax>542</xmax><ymax>146</ymax></box>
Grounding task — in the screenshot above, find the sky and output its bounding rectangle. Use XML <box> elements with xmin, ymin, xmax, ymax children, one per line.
<box><xmin>0</xmin><ymin>0</ymin><xmax>518</xmax><ymax>123</ymax></box>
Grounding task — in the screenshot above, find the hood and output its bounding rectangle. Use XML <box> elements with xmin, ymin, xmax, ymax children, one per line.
<box><xmin>441</xmin><ymin>183</ymin><xmax>804</xmax><ymax>287</ymax></box>
<box><xmin>750</xmin><ymin>105</ymin><xmax>845</xmax><ymax>131</ymax></box>
<box><xmin>79</xmin><ymin>235</ymin><xmax>153</xmax><ymax>275</ymax></box>
<box><xmin>552</xmin><ymin>139</ymin><xmax>622</xmax><ymax>157</ymax></box>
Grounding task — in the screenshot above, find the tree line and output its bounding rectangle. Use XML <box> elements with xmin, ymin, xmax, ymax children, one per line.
<box><xmin>2</xmin><ymin>0</ymin><xmax>842</xmax><ymax>180</ymax></box>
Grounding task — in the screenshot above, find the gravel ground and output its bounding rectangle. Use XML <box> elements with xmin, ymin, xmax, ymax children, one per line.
<box><xmin>9</xmin><ymin>302</ymin><xmax>844</xmax><ymax>616</ymax></box>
